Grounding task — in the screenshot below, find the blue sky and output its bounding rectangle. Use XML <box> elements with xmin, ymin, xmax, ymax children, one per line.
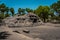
<box><xmin>0</xmin><ymin>0</ymin><xmax>57</xmax><ymax>13</ymax></box>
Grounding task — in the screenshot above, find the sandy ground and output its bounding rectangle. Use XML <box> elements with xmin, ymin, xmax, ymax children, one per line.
<box><xmin>0</xmin><ymin>23</ymin><xmax>60</xmax><ymax>40</ymax></box>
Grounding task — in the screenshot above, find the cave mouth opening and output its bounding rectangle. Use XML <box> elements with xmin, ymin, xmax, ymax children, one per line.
<box><xmin>30</xmin><ymin>18</ymin><xmax>37</xmax><ymax>23</ymax></box>
<box><xmin>33</xmin><ymin>19</ymin><xmax>37</xmax><ymax>23</ymax></box>
<box><xmin>29</xmin><ymin>15</ymin><xmax>38</xmax><ymax>23</ymax></box>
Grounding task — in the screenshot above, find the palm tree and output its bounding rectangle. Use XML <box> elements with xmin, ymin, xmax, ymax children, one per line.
<box><xmin>10</xmin><ymin>8</ymin><xmax>14</xmax><ymax>16</ymax></box>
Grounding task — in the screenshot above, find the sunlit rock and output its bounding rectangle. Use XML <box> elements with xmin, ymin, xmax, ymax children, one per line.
<box><xmin>3</xmin><ymin>12</ymin><xmax>43</xmax><ymax>27</ymax></box>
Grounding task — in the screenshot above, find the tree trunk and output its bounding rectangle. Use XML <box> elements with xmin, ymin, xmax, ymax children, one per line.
<box><xmin>43</xmin><ymin>18</ymin><xmax>46</xmax><ymax>23</ymax></box>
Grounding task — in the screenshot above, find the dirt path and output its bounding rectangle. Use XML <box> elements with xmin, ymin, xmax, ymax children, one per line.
<box><xmin>0</xmin><ymin>23</ymin><xmax>60</xmax><ymax>40</ymax></box>
<box><xmin>10</xmin><ymin>23</ymin><xmax>60</xmax><ymax>40</ymax></box>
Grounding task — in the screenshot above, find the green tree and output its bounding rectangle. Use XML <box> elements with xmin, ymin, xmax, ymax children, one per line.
<box><xmin>26</xmin><ymin>8</ymin><xmax>33</xmax><ymax>13</ymax></box>
<box><xmin>5</xmin><ymin>14</ymin><xmax>10</xmax><ymax>18</ymax></box>
<box><xmin>5</xmin><ymin>7</ymin><xmax>10</xmax><ymax>18</ymax></box>
<box><xmin>0</xmin><ymin>3</ymin><xmax>6</xmax><ymax>19</ymax></box>
<box><xmin>51</xmin><ymin>0</ymin><xmax>60</xmax><ymax>17</ymax></box>
<box><xmin>0</xmin><ymin>3</ymin><xmax>6</xmax><ymax>14</ymax></box>
<box><xmin>21</xmin><ymin>9</ymin><xmax>25</xmax><ymax>15</ymax></box>
<box><xmin>0</xmin><ymin>13</ymin><xmax>5</xmax><ymax>19</ymax></box>
<box><xmin>49</xmin><ymin>9</ymin><xmax>55</xmax><ymax>19</ymax></box>
<box><xmin>35</xmin><ymin>6</ymin><xmax>50</xmax><ymax>22</ymax></box>
<box><xmin>0</xmin><ymin>13</ymin><xmax>5</xmax><ymax>22</ymax></box>
<box><xmin>10</xmin><ymin>8</ymin><xmax>14</xmax><ymax>16</ymax></box>
<box><xmin>18</xmin><ymin>8</ymin><xmax>22</xmax><ymax>15</ymax></box>
<box><xmin>18</xmin><ymin>8</ymin><xmax>25</xmax><ymax>15</ymax></box>
<box><xmin>5</xmin><ymin>7</ymin><xmax>9</xmax><ymax>14</ymax></box>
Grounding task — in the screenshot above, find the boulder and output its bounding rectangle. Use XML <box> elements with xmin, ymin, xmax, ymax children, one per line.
<box><xmin>3</xmin><ymin>12</ymin><xmax>43</xmax><ymax>27</ymax></box>
<box><xmin>13</xmin><ymin>30</ymin><xmax>20</xmax><ymax>34</ymax></box>
<box><xmin>23</xmin><ymin>29</ymin><xmax>30</xmax><ymax>33</ymax></box>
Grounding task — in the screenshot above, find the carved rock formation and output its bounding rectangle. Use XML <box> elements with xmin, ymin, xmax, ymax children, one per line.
<box><xmin>3</xmin><ymin>12</ymin><xmax>43</xmax><ymax>27</ymax></box>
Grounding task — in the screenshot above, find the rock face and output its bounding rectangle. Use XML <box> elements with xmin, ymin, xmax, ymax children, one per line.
<box><xmin>3</xmin><ymin>12</ymin><xmax>42</xmax><ymax>27</ymax></box>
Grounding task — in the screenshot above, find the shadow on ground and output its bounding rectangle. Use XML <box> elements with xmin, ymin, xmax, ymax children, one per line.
<box><xmin>0</xmin><ymin>31</ymin><xmax>11</xmax><ymax>39</ymax></box>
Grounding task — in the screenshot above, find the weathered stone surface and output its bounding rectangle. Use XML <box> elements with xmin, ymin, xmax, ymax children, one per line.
<box><xmin>3</xmin><ymin>12</ymin><xmax>43</xmax><ymax>27</ymax></box>
<box><xmin>13</xmin><ymin>30</ymin><xmax>20</xmax><ymax>34</ymax></box>
<box><xmin>23</xmin><ymin>29</ymin><xmax>30</xmax><ymax>33</ymax></box>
